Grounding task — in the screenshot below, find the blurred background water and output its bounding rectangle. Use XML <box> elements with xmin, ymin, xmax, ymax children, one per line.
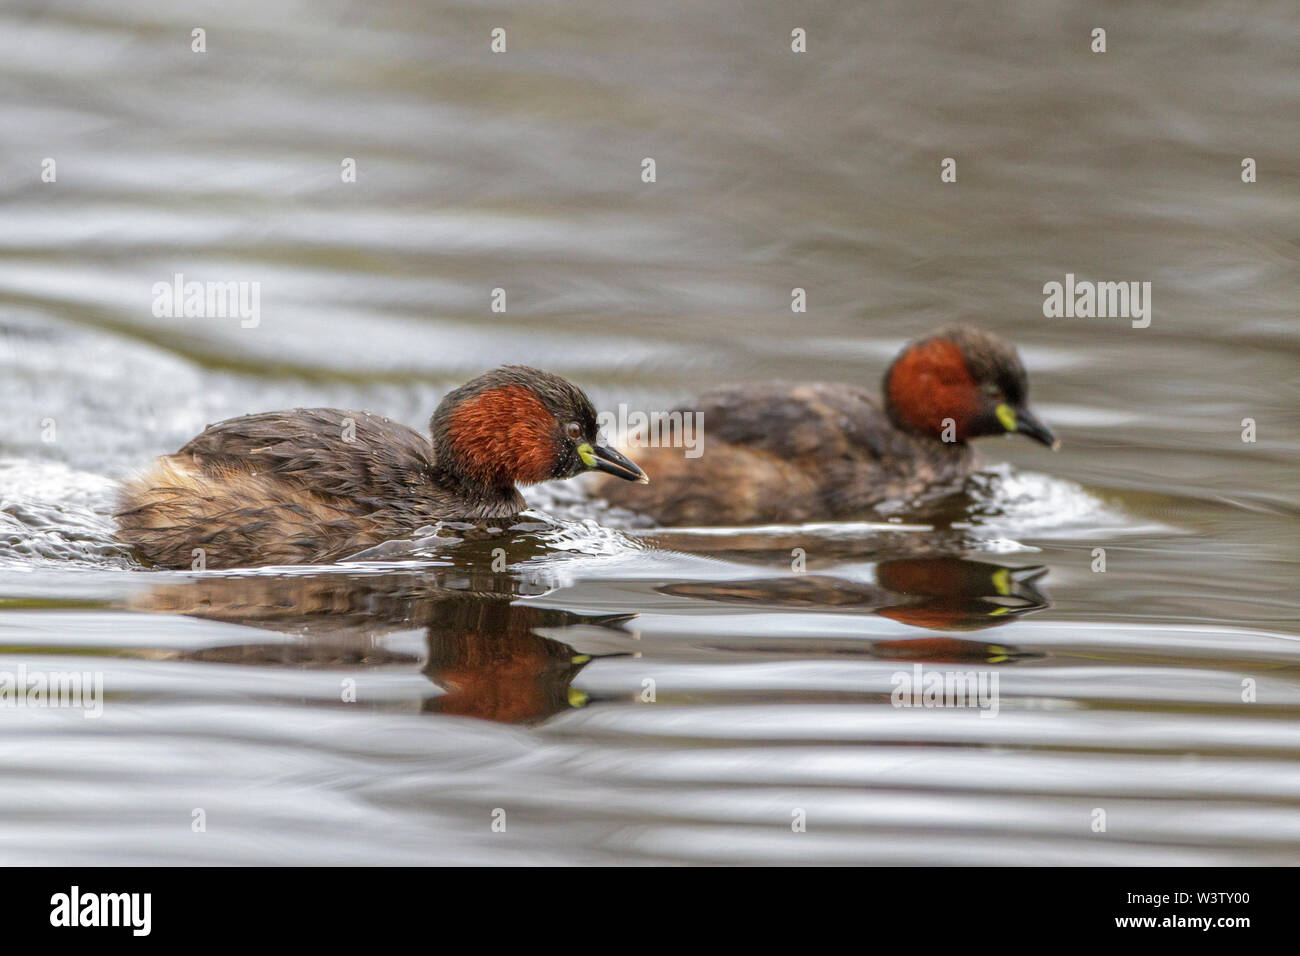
<box><xmin>0</xmin><ymin>0</ymin><xmax>1296</xmax><ymax>864</ymax></box>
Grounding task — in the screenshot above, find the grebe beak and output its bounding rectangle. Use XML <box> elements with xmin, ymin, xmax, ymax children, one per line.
<box><xmin>997</xmin><ymin>404</ymin><xmax>1061</xmax><ymax>451</ymax></box>
<box><xmin>579</xmin><ymin>443</ymin><xmax>650</xmax><ymax>483</ymax></box>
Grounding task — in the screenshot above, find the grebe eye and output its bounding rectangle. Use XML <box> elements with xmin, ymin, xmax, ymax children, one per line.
<box><xmin>565</xmin><ymin>421</ymin><xmax>582</xmax><ymax>441</ymax></box>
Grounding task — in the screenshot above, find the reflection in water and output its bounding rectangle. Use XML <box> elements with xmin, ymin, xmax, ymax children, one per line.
<box><xmin>139</xmin><ymin>569</ymin><xmax>634</xmax><ymax>725</ymax></box>
<box><xmin>134</xmin><ymin>554</ymin><xmax>1046</xmax><ymax>727</ymax></box>
<box><xmin>0</xmin><ymin>0</ymin><xmax>1293</xmax><ymax>865</ymax></box>
<box><xmin>867</xmin><ymin>637</ymin><xmax>1038</xmax><ymax>665</ymax></box>
<box><xmin>421</xmin><ymin>604</ymin><xmax>592</xmax><ymax>725</ymax></box>
<box><xmin>660</xmin><ymin>556</ymin><xmax>1050</xmax><ymax>632</ymax></box>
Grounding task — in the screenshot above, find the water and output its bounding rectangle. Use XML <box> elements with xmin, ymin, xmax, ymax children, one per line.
<box><xmin>0</xmin><ymin>0</ymin><xmax>1297</xmax><ymax>864</ymax></box>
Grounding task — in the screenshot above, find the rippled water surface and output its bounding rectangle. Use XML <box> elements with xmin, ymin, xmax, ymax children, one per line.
<box><xmin>1</xmin><ymin>1</ymin><xmax>1297</xmax><ymax>864</ymax></box>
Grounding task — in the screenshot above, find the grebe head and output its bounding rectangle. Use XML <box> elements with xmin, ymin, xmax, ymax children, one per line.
<box><xmin>883</xmin><ymin>325</ymin><xmax>1059</xmax><ymax>450</ymax></box>
<box><xmin>431</xmin><ymin>365</ymin><xmax>648</xmax><ymax>488</ymax></box>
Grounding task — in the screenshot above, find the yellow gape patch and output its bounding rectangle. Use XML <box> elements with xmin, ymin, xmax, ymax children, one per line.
<box><xmin>992</xmin><ymin>567</ymin><xmax>1011</xmax><ymax>596</ymax></box>
<box><xmin>995</xmin><ymin>404</ymin><xmax>1018</xmax><ymax>432</ymax></box>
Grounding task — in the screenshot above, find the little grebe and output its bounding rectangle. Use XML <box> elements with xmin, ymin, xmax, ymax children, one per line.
<box><xmin>593</xmin><ymin>324</ymin><xmax>1057</xmax><ymax>525</ymax></box>
<box><xmin>117</xmin><ymin>366</ymin><xmax>646</xmax><ymax>568</ymax></box>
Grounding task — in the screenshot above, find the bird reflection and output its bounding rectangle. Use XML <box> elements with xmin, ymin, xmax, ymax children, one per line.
<box><xmin>660</xmin><ymin>556</ymin><xmax>1048</xmax><ymax>629</ymax></box>
<box><xmin>418</xmin><ymin>596</ymin><xmax>602</xmax><ymax>723</ymax></box>
<box><xmin>657</xmin><ymin>556</ymin><xmax>1049</xmax><ymax>663</ymax></box>
<box><xmin>134</xmin><ymin>568</ymin><xmax>629</xmax><ymax>725</ymax></box>
<box><xmin>131</xmin><ymin>555</ymin><xmax>1046</xmax><ymax>727</ymax></box>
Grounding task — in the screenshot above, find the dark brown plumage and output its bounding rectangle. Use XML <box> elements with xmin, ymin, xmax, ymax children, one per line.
<box><xmin>594</xmin><ymin>325</ymin><xmax>1057</xmax><ymax>526</ymax></box>
<box><xmin>116</xmin><ymin>366</ymin><xmax>646</xmax><ymax>569</ymax></box>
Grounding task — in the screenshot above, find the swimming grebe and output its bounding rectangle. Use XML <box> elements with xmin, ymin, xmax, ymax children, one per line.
<box><xmin>117</xmin><ymin>365</ymin><xmax>646</xmax><ymax>568</ymax></box>
<box><xmin>593</xmin><ymin>325</ymin><xmax>1057</xmax><ymax>525</ymax></box>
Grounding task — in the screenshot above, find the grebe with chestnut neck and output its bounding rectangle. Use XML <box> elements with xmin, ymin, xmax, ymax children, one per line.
<box><xmin>117</xmin><ymin>366</ymin><xmax>647</xmax><ymax>569</ymax></box>
<box><xmin>593</xmin><ymin>324</ymin><xmax>1058</xmax><ymax>526</ymax></box>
